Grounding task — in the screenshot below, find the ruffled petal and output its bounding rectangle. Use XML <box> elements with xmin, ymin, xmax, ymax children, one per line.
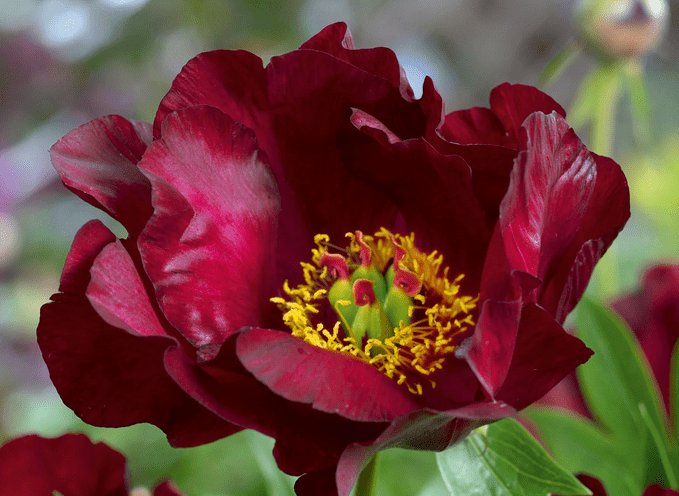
<box><xmin>339</xmin><ymin>109</ymin><xmax>490</xmax><ymax>291</ymax></box>
<box><xmin>235</xmin><ymin>328</ymin><xmax>421</xmax><ymax>422</ymax></box>
<box><xmin>50</xmin><ymin>115</ymin><xmax>153</xmax><ymax>237</ymax></box>
<box><xmin>38</xmin><ymin>221</ymin><xmax>239</xmax><ymax>446</ymax></box>
<box><xmin>439</xmin><ymin>107</ymin><xmax>509</xmax><ymax>146</ymax></box>
<box><xmin>0</xmin><ymin>434</ymin><xmax>127</xmax><ymax>496</ymax></box>
<box><xmin>138</xmin><ymin>105</ymin><xmax>281</xmax><ymax>348</ymax></box>
<box><xmin>299</xmin><ymin>22</ymin><xmax>416</xmax><ymax>101</ymax></box>
<box><xmin>489</xmin><ymin>83</ymin><xmax>566</xmax><ymax>144</ymax></box>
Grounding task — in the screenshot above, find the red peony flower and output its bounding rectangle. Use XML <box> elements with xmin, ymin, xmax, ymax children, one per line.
<box><xmin>38</xmin><ymin>23</ymin><xmax>630</xmax><ymax>496</ymax></box>
<box><xmin>0</xmin><ymin>433</ymin><xmax>184</xmax><ymax>496</ymax></box>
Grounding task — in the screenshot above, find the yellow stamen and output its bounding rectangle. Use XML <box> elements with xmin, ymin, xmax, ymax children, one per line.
<box><xmin>271</xmin><ymin>229</ymin><xmax>478</xmax><ymax>395</ymax></box>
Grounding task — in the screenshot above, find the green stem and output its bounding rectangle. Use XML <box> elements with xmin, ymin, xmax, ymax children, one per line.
<box><xmin>590</xmin><ymin>63</ymin><xmax>622</xmax><ymax>156</ymax></box>
<box><xmin>354</xmin><ymin>453</ymin><xmax>379</xmax><ymax>496</ymax></box>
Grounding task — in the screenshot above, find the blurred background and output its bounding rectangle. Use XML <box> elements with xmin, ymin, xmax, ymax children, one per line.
<box><xmin>1</xmin><ymin>0</ymin><xmax>678</xmax><ymax>494</ymax></box>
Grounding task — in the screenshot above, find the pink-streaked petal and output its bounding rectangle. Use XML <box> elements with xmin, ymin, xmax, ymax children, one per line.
<box><xmin>236</xmin><ymin>328</ymin><xmax>421</xmax><ymax>422</ymax></box>
<box><xmin>0</xmin><ymin>434</ymin><xmax>127</xmax><ymax>496</ymax></box>
<box><xmin>39</xmin><ymin>222</ymin><xmax>240</xmax><ymax>445</ymax></box>
<box><xmin>138</xmin><ymin>105</ymin><xmax>280</xmax><ymax>348</ymax></box>
<box><xmin>336</xmin><ymin>402</ymin><xmax>515</xmax><ymax>496</ymax></box>
<box><xmin>51</xmin><ymin>115</ymin><xmax>153</xmax><ymax>236</ymax></box>
<box><xmin>163</xmin><ymin>342</ymin><xmax>387</xmax><ymax>476</ymax></box>
<box><xmin>87</xmin><ymin>239</ymin><xmax>167</xmax><ymax>337</ymax></box>
<box><xmin>496</xmin><ymin>304</ymin><xmax>593</xmax><ymax>411</ymax></box>
<box><xmin>489</xmin><ymin>83</ymin><xmax>566</xmax><ymax>144</ymax></box>
<box><xmin>500</xmin><ymin>112</ymin><xmax>596</xmax><ymax>282</ymax></box>
<box><xmin>339</xmin><ymin>110</ymin><xmax>490</xmax><ymax>292</ymax></box>
<box><xmin>299</xmin><ymin>22</ymin><xmax>415</xmax><ymax>101</ymax></box>
<box><xmin>540</xmin><ymin>153</ymin><xmax>630</xmax><ymax>323</ymax></box>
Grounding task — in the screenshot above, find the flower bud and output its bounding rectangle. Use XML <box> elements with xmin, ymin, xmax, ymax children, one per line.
<box><xmin>576</xmin><ymin>0</ymin><xmax>668</xmax><ymax>59</ymax></box>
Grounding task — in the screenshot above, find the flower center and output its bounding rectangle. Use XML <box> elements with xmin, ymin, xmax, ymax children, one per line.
<box><xmin>271</xmin><ymin>229</ymin><xmax>478</xmax><ymax>395</ymax></box>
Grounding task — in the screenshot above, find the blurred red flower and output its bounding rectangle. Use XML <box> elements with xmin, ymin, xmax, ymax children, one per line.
<box><xmin>540</xmin><ymin>263</ymin><xmax>679</xmax><ymax>417</ymax></box>
<box><xmin>0</xmin><ymin>433</ymin><xmax>184</xmax><ymax>496</ymax></box>
<box><xmin>562</xmin><ymin>474</ymin><xmax>679</xmax><ymax>496</ymax></box>
<box><xmin>38</xmin><ymin>22</ymin><xmax>630</xmax><ymax>496</ymax></box>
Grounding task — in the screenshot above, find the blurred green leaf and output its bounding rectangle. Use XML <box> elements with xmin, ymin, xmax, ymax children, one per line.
<box><xmin>436</xmin><ymin>418</ymin><xmax>590</xmax><ymax>496</ymax></box>
<box><xmin>575</xmin><ymin>298</ymin><xmax>671</xmax><ymax>485</ymax></box>
<box><xmin>525</xmin><ymin>408</ymin><xmax>642</xmax><ymax>496</ymax></box>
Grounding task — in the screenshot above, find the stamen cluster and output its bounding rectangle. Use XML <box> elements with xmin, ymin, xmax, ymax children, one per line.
<box><xmin>271</xmin><ymin>229</ymin><xmax>478</xmax><ymax>395</ymax></box>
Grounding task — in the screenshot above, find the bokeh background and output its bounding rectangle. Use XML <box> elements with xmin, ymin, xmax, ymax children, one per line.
<box><xmin>1</xmin><ymin>0</ymin><xmax>678</xmax><ymax>494</ymax></box>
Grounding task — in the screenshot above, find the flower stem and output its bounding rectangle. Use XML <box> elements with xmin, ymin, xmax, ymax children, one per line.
<box><xmin>354</xmin><ymin>453</ymin><xmax>379</xmax><ymax>496</ymax></box>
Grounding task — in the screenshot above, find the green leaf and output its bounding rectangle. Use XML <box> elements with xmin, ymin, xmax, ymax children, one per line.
<box><xmin>525</xmin><ymin>408</ymin><xmax>642</xmax><ymax>496</ymax></box>
<box><xmin>436</xmin><ymin>418</ymin><xmax>591</xmax><ymax>496</ymax></box>
<box><xmin>575</xmin><ymin>298</ymin><xmax>671</xmax><ymax>483</ymax></box>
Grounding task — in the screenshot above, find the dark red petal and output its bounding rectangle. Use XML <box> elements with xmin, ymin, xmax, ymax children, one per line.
<box><xmin>335</xmin><ymin>402</ymin><xmax>515</xmax><ymax>496</ymax></box>
<box><xmin>153</xmin><ymin>50</ymin><xmax>267</xmax><ymax>139</ymax></box>
<box><xmin>569</xmin><ymin>474</ymin><xmax>608</xmax><ymax>496</ymax></box>
<box><xmin>339</xmin><ymin>110</ymin><xmax>490</xmax><ymax>291</ymax></box>
<box><xmin>59</xmin><ymin>219</ymin><xmax>117</xmax><ymax>294</ymax></box>
<box><xmin>235</xmin><ymin>328</ymin><xmax>421</xmax><ymax>422</ymax></box>
<box><xmin>0</xmin><ymin>434</ymin><xmax>127</xmax><ymax>496</ymax></box>
<box><xmin>439</xmin><ymin>107</ymin><xmax>509</xmax><ymax>146</ymax></box>
<box><xmin>500</xmin><ymin>112</ymin><xmax>596</xmax><ymax>283</ymax></box>
<box><xmin>152</xmin><ymin>480</ymin><xmax>186</xmax><ymax>496</ymax></box>
<box><xmin>39</xmin><ymin>223</ymin><xmax>239</xmax><ymax>446</ymax></box>
<box><xmin>496</xmin><ymin>304</ymin><xmax>593</xmax><ymax>411</ymax></box>
<box><xmin>489</xmin><ymin>83</ymin><xmax>566</xmax><ymax>145</ymax></box>
<box><xmin>540</xmin><ymin>153</ymin><xmax>630</xmax><ymax>323</ymax></box>
<box><xmin>294</xmin><ymin>467</ymin><xmax>338</xmax><ymax>496</ymax></box>
<box><xmin>643</xmin><ymin>485</ymin><xmax>679</xmax><ymax>496</ymax></box>
<box><xmin>138</xmin><ymin>105</ymin><xmax>280</xmax><ymax>348</ymax></box>
<box><xmin>50</xmin><ymin>115</ymin><xmax>153</xmax><ymax>237</ymax></box>
<box><xmin>163</xmin><ymin>341</ymin><xmax>386</xmax><ymax>476</ymax></box>
<box><xmin>299</xmin><ymin>22</ymin><xmax>414</xmax><ymax>100</ymax></box>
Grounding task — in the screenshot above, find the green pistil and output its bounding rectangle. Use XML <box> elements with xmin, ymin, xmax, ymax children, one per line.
<box><xmin>328</xmin><ymin>278</ymin><xmax>358</xmax><ymax>332</ymax></box>
<box><xmin>384</xmin><ymin>285</ymin><xmax>413</xmax><ymax>328</ymax></box>
<box><xmin>351</xmin><ymin>265</ymin><xmax>387</xmax><ymax>304</ymax></box>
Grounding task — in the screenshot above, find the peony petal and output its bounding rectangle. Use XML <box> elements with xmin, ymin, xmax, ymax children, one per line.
<box><xmin>0</xmin><ymin>433</ymin><xmax>127</xmax><ymax>496</ymax></box>
<box><xmin>489</xmin><ymin>83</ymin><xmax>566</xmax><ymax>144</ymax></box>
<box><xmin>39</xmin><ymin>222</ymin><xmax>239</xmax><ymax>446</ymax></box>
<box><xmin>163</xmin><ymin>341</ymin><xmax>387</xmax><ymax>476</ymax></box>
<box><xmin>439</xmin><ymin>107</ymin><xmax>509</xmax><ymax>146</ymax></box>
<box><xmin>500</xmin><ymin>112</ymin><xmax>596</xmax><ymax>283</ymax></box>
<box><xmin>153</xmin><ymin>480</ymin><xmax>187</xmax><ymax>496</ymax></box>
<box><xmin>336</xmin><ymin>402</ymin><xmax>515</xmax><ymax>496</ymax></box>
<box><xmin>496</xmin><ymin>304</ymin><xmax>593</xmax><ymax>411</ymax></box>
<box><xmin>138</xmin><ymin>105</ymin><xmax>281</xmax><ymax>348</ymax></box>
<box><xmin>235</xmin><ymin>328</ymin><xmax>421</xmax><ymax>422</ymax></box>
<box><xmin>299</xmin><ymin>22</ymin><xmax>415</xmax><ymax>101</ymax></box>
<box><xmin>540</xmin><ymin>153</ymin><xmax>630</xmax><ymax>323</ymax></box>
<box><xmin>339</xmin><ymin>110</ymin><xmax>490</xmax><ymax>291</ymax></box>
<box><xmin>153</xmin><ymin>44</ymin><xmax>433</xmax><ymax>269</ymax></box>
<box><xmin>50</xmin><ymin>115</ymin><xmax>153</xmax><ymax>237</ymax></box>
<box><xmin>294</xmin><ymin>467</ymin><xmax>338</xmax><ymax>496</ymax></box>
